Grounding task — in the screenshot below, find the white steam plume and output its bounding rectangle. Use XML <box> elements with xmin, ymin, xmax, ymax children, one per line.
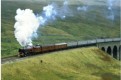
<box><xmin>14</xmin><ymin>9</ymin><xmax>39</xmax><ymax>47</ymax></box>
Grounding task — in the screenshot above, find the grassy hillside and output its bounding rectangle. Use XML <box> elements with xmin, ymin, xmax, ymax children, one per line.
<box><xmin>2</xmin><ymin>47</ymin><xmax>120</xmax><ymax>80</ymax></box>
<box><xmin>1</xmin><ymin>1</ymin><xmax>120</xmax><ymax>57</ymax></box>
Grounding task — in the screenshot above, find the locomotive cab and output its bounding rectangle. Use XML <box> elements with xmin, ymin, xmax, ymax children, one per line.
<box><xmin>18</xmin><ymin>48</ymin><xmax>26</xmax><ymax>57</ymax></box>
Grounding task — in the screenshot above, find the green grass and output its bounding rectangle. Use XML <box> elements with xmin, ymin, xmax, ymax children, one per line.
<box><xmin>1</xmin><ymin>1</ymin><xmax>120</xmax><ymax>57</ymax></box>
<box><xmin>2</xmin><ymin>47</ymin><xmax>120</xmax><ymax>80</ymax></box>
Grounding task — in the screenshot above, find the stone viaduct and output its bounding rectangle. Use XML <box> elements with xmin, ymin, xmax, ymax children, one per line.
<box><xmin>68</xmin><ymin>38</ymin><xmax>121</xmax><ymax>60</ymax></box>
<box><xmin>96</xmin><ymin>38</ymin><xmax>121</xmax><ymax>60</ymax></box>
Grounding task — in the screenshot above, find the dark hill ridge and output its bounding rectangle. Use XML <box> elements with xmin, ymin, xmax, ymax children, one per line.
<box><xmin>1</xmin><ymin>1</ymin><xmax>120</xmax><ymax>57</ymax></box>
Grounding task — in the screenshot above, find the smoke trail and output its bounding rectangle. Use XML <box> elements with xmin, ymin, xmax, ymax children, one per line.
<box><xmin>14</xmin><ymin>0</ymin><xmax>119</xmax><ymax>47</ymax></box>
<box><xmin>107</xmin><ymin>0</ymin><xmax>115</xmax><ymax>20</ymax></box>
<box><xmin>37</xmin><ymin>0</ymin><xmax>71</xmax><ymax>25</ymax></box>
<box><xmin>107</xmin><ymin>0</ymin><xmax>114</xmax><ymax>10</ymax></box>
<box><xmin>37</xmin><ymin>4</ymin><xmax>57</xmax><ymax>26</ymax></box>
<box><xmin>77</xmin><ymin>6</ymin><xmax>88</xmax><ymax>11</ymax></box>
<box><xmin>14</xmin><ymin>0</ymin><xmax>71</xmax><ymax>47</ymax></box>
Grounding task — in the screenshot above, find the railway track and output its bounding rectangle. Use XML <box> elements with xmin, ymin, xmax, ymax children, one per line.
<box><xmin>1</xmin><ymin>55</ymin><xmax>40</xmax><ymax>64</ymax></box>
<box><xmin>1</xmin><ymin>47</ymin><xmax>78</xmax><ymax>64</ymax></box>
<box><xmin>1</xmin><ymin>49</ymin><xmax>67</xmax><ymax>64</ymax></box>
<box><xmin>1</xmin><ymin>55</ymin><xmax>22</xmax><ymax>64</ymax></box>
<box><xmin>1</xmin><ymin>55</ymin><xmax>35</xmax><ymax>64</ymax></box>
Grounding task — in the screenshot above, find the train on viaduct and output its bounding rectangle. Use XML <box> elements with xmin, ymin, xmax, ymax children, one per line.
<box><xmin>19</xmin><ymin>38</ymin><xmax>121</xmax><ymax>60</ymax></box>
<box><xmin>68</xmin><ymin>38</ymin><xmax>121</xmax><ymax>60</ymax></box>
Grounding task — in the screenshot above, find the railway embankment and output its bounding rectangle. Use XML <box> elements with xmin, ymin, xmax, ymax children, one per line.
<box><xmin>2</xmin><ymin>47</ymin><xmax>120</xmax><ymax>80</ymax></box>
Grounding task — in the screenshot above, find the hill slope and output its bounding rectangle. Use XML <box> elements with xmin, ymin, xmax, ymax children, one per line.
<box><xmin>2</xmin><ymin>47</ymin><xmax>120</xmax><ymax>80</ymax></box>
<box><xmin>1</xmin><ymin>1</ymin><xmax>120</xmax><ymax>57</ymax></box>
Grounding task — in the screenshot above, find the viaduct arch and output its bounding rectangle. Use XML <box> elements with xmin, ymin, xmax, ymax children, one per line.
<box><xmin>107</xmin><ymin>46</ymin><xmax>111</xmax><ymax>55</ymax></box>
<box><xmin>97</xmin><ymin>41</ymin><xmax>120</xmax><ymax>60</ymax></box>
